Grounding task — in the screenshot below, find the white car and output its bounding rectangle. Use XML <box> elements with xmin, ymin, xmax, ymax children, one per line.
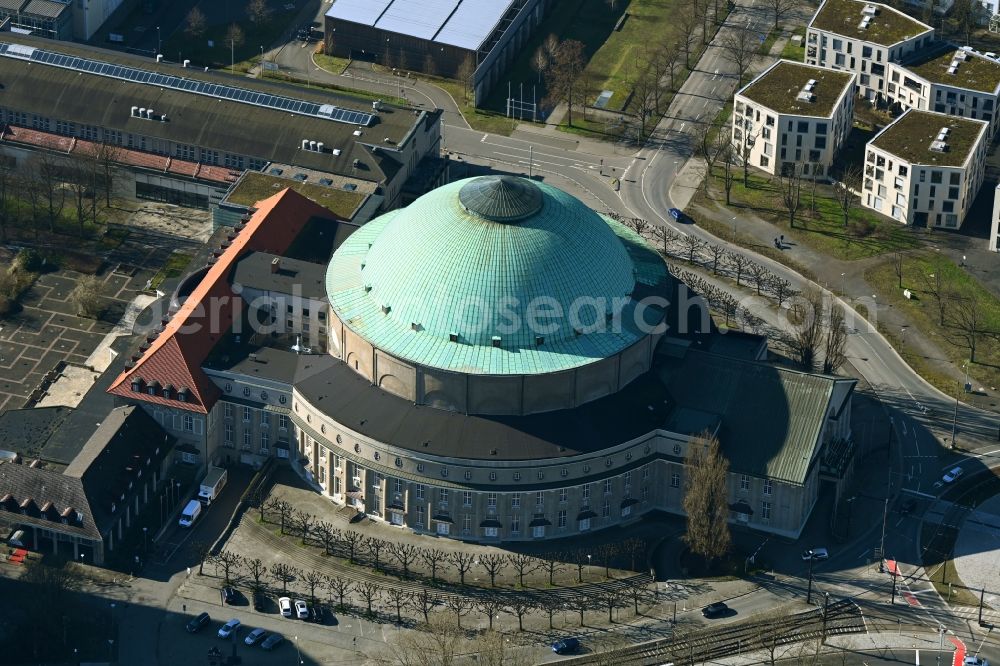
<box><xmin>278</xmin><ymin>596</ymin><xmax>292</xmax><ymax>618</ymax></box>
<box><xmin>217</xmin><ymin>618</ymin><xmax>240</xmax><ymax>638</ymax></box>
<box><xmin>294</xmin><ymin>599</ymin><xmax>309</xmax><ymax>619</ymax></box>
<box><xmin>964</xmin><ymin>656</ymin><xmax>989</xmax><ymax>666</ymax></box>
<box><xmin>943</xmin><ymin>467</ymin><xmax>964</xmax><ymax>483</ymax></box>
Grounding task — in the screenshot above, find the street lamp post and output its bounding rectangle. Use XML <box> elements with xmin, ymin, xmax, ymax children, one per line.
<box><xmin>821</xmin><ymin>592</ymin><xmax>830</xmax><ymax>639</ymax></box>
<box><xmin>731</xmin><ymin>216</ymin><xmax>737</xmax><ymax>240</ymax></box>
<box><xmin>259</xmin><ymin>46</ymin><xmax>264</xmax><ymax>79</ymax></box>
<box><xmin>840</xmin><ymin>272</ymin><xmax>846</xmax><ymax>294</ymax></box>
<box><xmin>142</xmin><ymin>526</ymin><xmax>148</xmax><ymax>553</ymax></box>
<box><xmin>806</xmin><ymin>553</ymin><xmax>814</xmax><ymax>604</ymax></box>
<box><xmin>156</xmin><ymin>26</ymin><xmax>161</xmax><ymax>57</ymax></box>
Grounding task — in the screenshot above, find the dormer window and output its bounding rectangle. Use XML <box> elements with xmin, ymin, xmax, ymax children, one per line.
<box><xmin>132</xmin><ymin>380</ymin><xmax>141</xmax><ymax>392</ymax></box>
<box><xmin>162</xmin><ymin>387</ymin><xmax>171</xmax><ymax>398</ymax></box>
<box><xmin>177</xmin><ymin>389</ymin><xmax>188</xmax><ymax>403</ymax></box>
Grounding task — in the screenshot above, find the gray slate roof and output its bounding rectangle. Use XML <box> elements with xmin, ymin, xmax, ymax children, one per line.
<box><xmin>0</xmin><ymin>33</ymin><xmax>434</xmax><ymax>185</ymax></box>
<box><xmin>233</xmin><ymin>252</ymin><xmax>328</xmax><ymax>300</ymax></box>
<box><xmin>660</xmin><ymin>350</ymin><xmax>854</xmax><ymax>484</ymax></box>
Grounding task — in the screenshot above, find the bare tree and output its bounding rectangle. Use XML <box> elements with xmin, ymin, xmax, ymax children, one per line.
<box><xmin>422</xmin><ymin>54</ymin><xmax>438</xmax><ymax>78</ymax></box>
<box><xmin>270</xmin><ymin>563</ymin><xmax>296</xmax><ymax>593</ymax></box>
<box><xmin>539</xmin><ymin>552</ymin><xmax>564</xmax><ymax>585</ymax></box>
<box><xmin>215</xmin><ymin>550</ymin><xmax>244</xmax><ymax>585</ymax></box>
<box><xmin>69</xmin><ymin>276</ymin><xmax>103</xmax><ymax>318</ymax></box>
<box><xmin>0</xmin><ymin>157</ymin><xmax>14</xmax><ymax>243</ymax></box>
<box><xmin>624</xmin><ymin>216</ymin><xmax>650</xmax><ymax>236</ymax></box>
<box><xmin>388</xmin><ymin>542</ymin><xmax>420</xmax><ymax>579</ymax></box>
<box><xmin>769</xmin><ymin>0</ymin><xmax>796</xmax><ymax>31</ymax></box>
<box><xmin>372</xmin><ymin>613</ymin><xmax>462</xmax><ymax>666</ymax></box>
<box><xmin>247</xmin><ymin>0</ymin><xmax>272</xmax><ymax>25</ymax></box>
<box><xmin>951</xmin><ymin>0</ymin><xmax>977</xmax><ymax>44</ymax></box>
<box><xmin>769</xmin><ymin>276</ymin><xmax>793</xmax><ymax>307</ymax></box>
<box><xmin>272</xmin><ymin>499</ymin><xmax>293</xmax><ymax>534</ymax></box>
<box><xmin>246</xmin><ymin>557</ymin><xmax>268</xmax><ymax>591</ymax></box>
<box><xmin>682</xmin><ymin>432</ymin><xmax>732</xmax><ymax>566</ymax></box>
<box><xmin>708</xmin><ymin>244</ymin><xmax>728</xmax><ymax>274</ymax></box>
<box><xmin>184</xmin><ymin>7</ymin><xmax>206</xmax><ymax>39</ymax></box>
<box><xmin>891</xmin><ymin>250</ymin><xmax>904</xmax><ymax>288</ymax></box>
<box><xmin>721</xmin><ymin>142</ymin><xmax>738</xmax><ymax>205</ymax></box>
<box><xmin>681</xmin><ymin>233</ymin><xmax>704</xmax><ymax>264</ymax></box>
<box><xmin>721</xmin><ymin>27</ymin><xmax>757</xmax><ymax>87</ymax></box>
<box><xmin>778</xmin><ymin>167</ymin><xmax>803</xmax><ymax>228</ymax></box>
<box><xmin>365</xmin><ymin>536</ymin><xmax>388</xmax><ymax>571</ymax></box>
<box><xmin>677</xmin><ymin>6</ymin><xmax>699</xmax><ymax>70</ymax></box>
<box><xmin>506</xmin><ymin>553</ymin><xmax>538</xmax><ymax>587</ymax></box>
<box><xmin>790</xmin><ymin>288</ymin><xmax>825</xmax><ymax>370</ymax></box>
<box><xmin>291</xmin><ymin>510</ymin><xmax>313</xmax><ymax>544</ymax></box>
<box><xmin>226</xmin><ymin>23</ymin><xmax>245</xmax><ymax>53</ymax></box>
<box><xmin>944</xmin><ymin>293</ymin><xmax>988</xmax><ymax>363</ymax></box>
<box><xmin>421</xmin><ymin>548</ymin><xmax>448</xmax><ymax>582</ymax></box>
<box><xmin>65</xmin><ymin>150</ymin><xmax>92</xmax><ymax>236</ymax></box>
<box><xmin>357</xmin><ymin>582</ymin><xmax>381</xmax><ymax>617</ymax></box>
<box><xmin>478</xmin><ymin>553</ymin><xmax>506</xmax><ymax>587</ymax></box>
<box><xmin>341</xmin><ymin>530</ymin><xmax>365</xmax><ymax>564</ymax></box>
<box><xmin>444</xmin><ymin>595</ymin><xmax>470</xmax><ymax>628</ymax></box>
<box><xmin>412</xmin><ymin>589</ymin><xmax>439</xmax><ymax>623</ymax></box>
<box><xmin>652</xmin><ymin>225</ymin><xmax>679</xmax><ymax>255</ymax></box>
<box><xmin>449</xmin><ymin>551</ymin><xmax>475</xmax><ymax>584</ymax></box>
<box><xmin>544</xmin><ymin>39</ymin><xmax>587</xmax><ymax>126</ymax></box>
<box><xmin>262</xmin><ymin>496</ymin><xmax>281</xmax><ymax>523</ymax></box>
<box><xmin>477</xmin><ymin>630</ymin><xmax>533</xmax><ymax>666</ymax></box>
<box><xmin>727</xmin><ymin>251</ymin><xmax>750</xmax><ymax>286</ymax></box>
<box><xmin>303</xmin><ymin>569</ymin><xmax>324</xmax><ymax>604</ymax></box>
<box><xmin>923</xmin><ymin>263</ymin><xmax>950</xmax><ymax>325</ymax></box>
<box><xmin>626</xmin><ymin>579</ymin><xmax>649</xmax><ymax>615</ymax></box>
<box><xmin>834</xmin><ymin>164</ymin><xmax>862</xmax><ymax>227</ymax></box>
<box><xmin>326</xmin><ymin>575</ymin><xmax>352</xmax><ymax>610</ymax></box>
<box><xmin>384</xmin><ymin>587</ymin><xmax>410</xmax><ymax>624</ymax></box>
<box><xmin>477</xmin><ymin>597</ymin><xmax>505</xmax><ymax>630</ymax></box>
<box><xmin>191</xmin><ymin>541</ymin><xmax>212</xmax><ymax>575</ymax></box>
<box><xmin>748</xmin><ymin>261</ymin><xmax>770</xmax><ymax>296</ymax></box>
<box><xmin>506</xmin><ymin>598</ymin><xmax>534</xmax><ymax>631</ymax></box>
<box><xmin>599</xmin><ymin>587</ymin><xmax>628</xmax><ymax>623</ymax></box>
<box><xmin>313</xmin><ymin>520</ymin><xmax>340</xmax><ymax>556</ymax></box>
<box><xmin>823</xmin><ymin>302</ymin><xmax>848</xmax><ymax>374</ymax></box>
<box><xmin>455</xmin><ymin>54</ymin><xmax>476</xmax><ymax>102</ymax></box>
<box><xmin>532</xmin><ymin>46</ymin><xmax>549</xmax><ymax>84</ymax></box>
<box><xmin>35</xmin><ymin>151</ymin><xmax>65</xmax><ymax>233</ymax></box>
<box><xmin>632</xmin><ymin>68</ymin><xmax>661</xmax><ymax>138</ymax></box>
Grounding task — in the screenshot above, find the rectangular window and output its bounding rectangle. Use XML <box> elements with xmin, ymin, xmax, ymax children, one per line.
<box><xmin>415</xmin><ymin>484</ymin><xmax>425</xmax><ymax>500</ymax></box>
<box><xmin>415</xmin><ymin>505</ymin><xmax>425</xmax><ymax>528</ymax></box>
<box><xmin>278</xmin><ymin>414</ymin><xmax>288</xmax><ymax>430</ymax></box>
<box><xmin>487</xmin><ymin>492</ymin><xmax>497</xmax><ymax>508</ymax></box>
<box><xmin>582</xmin><ymin>484</ymin><xmax>591</xmax><ymax>501</ymax></box>
<box><xmin>260</xmin><ymin>430</ymin><xmax>269</xmax><ymax>454</ymax></box>
<box><xmin>511</xmin><ymin>514</ymin><xmax>520</xmax><ymax>535</ymax></box>
<box><xmin>243</xmin><ymin>406</ymin><xmax>251</xmax><ymax>422</ymax></box>
<box><xmin>463</xmin><ymin>491</ymin><xmax>472</xmax><ymax>507</ymax></box>
<box><xmin>532</xmin><ymin>525</ymin><xmax>546</xmax><ymax>538</ymax></box>
<box><xmin>602</xmin><ymin>500</ymin><xmax>611</xmax><ymax>517</ymax></box>
<box><xmin>931</xmin><ymin>171</ymin><xmax>942</xmax><ymax>184</ymax></box>
<box><xmin>671</xmin><ymin>472</ymin><xmax>680</xmax><ymax>488</ymax></box>
<box><xmin>224</xmin><ymin>423</ymin><xmax>233</xmax><ymax>444</ymax></box>
<box><xmin>184</xmin><ymin>414</ymin><xmax>194</xmax><ymax>432</ymax></box>
<box><xmin>764</xmin><ymin>479</ymin><xmax>772</xmax><ymax>495</ymax></box>
<box><xmin>762</xmin><ymin>501</ymin><xmax>772</xmax><ymax>520</ymax></box>
<box><xmin>623</xmin><ymin>471</ymin><xmax>632</xmax><ymax>487</ymax></box>
<box><xmin>558</xmin><ymin>509</ymin><xmax>567</xmax><ymax>528</ymax></box>
<box><xmin>535</xmin><ymin>491</ymin><xmax>544</xmax><ymax>508</ymax></box>
<box><xmin>224</xmin><ymin>403</ymin><xmax>233</xmax><ymax>419</ymax></box>
<box><xmin>462</xmin><ymin>514</ymin><xmax>471</xmax><ymax>535</ymax></box>
<box><xmin>643</xmin><ymin>467</ymin><xmax>650</xmax><ymax>480</ymax></box>
<box><xmin>243</xmin><ymin>430</ymin><xmax>251</xmax><ymax>451</ymax></box>
<box><xmin>559</xmin><ymin>488</ymin><xmax>568</xmax><ymax>503</ymax></box>
<box><xmin>260</xmin><ymin>411</ymin><xmax>269</xmax><ymax>427</ymax></box>
<box><xmin>604</xmin><ymin>479</ymin><xmax>612</xmax><ymax>495</ymax></box>
<box><xmin>439</xmin><ymin>489</ymin><xmax>449</xmax><ymax>506</ymax></box>
<box><xmin>394</xmin><ymin>478</ymin><xmax>402</xmax><ymax>494</ymax></box>
<box><xmin>740</xmin><ymin>474</ymin><xmax>750</xmax><ymax>491</ymax></box>
<box><xmin>511</xmin><ymin>493</ymin><xmax>520</xmax><ymax>509</ymax></box>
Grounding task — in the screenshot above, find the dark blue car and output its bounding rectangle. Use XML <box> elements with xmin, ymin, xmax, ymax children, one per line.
<box><xmin>668</xmin><ymin>207</ymin><xmax>684</xmax><ymax>221</ymax></box>
<box><xmin>551</xmin><ymin>637</ymin><xmax>580</xmax><ymax>654</ymax></box>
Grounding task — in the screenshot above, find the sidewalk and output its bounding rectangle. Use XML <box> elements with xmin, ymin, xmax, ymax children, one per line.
<box><xmin>953</xmin><ymin>493</ymin><xmax>1000</xmax><ymax>611</ymax></box>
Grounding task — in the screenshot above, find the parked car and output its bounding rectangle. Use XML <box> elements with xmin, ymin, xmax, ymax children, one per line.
<box><xmin>551</xmin><ymin>637</ymin><xmax>581</xmax><ymax>654</ymax></box>
<box><xmin>261</xmin><ymin>633</ymin><xmax>285</xmax><ymax>650</ymax></box>
<box><xmin>278</xmin><ymin>597</ymin><xmax>292</xmax><ymax>618</ymax></box>
<box><xmin>244</xmin><ymin>628</ymin><xmax>267</xmax><ymax>645</ymax></box>
<box><xmin>963</xmin><ymin>657</ymin><xmax>989</xmax><ymax>666</ymax></box>
<box><xmin>252</xmin><ymin>589</ymin><xmax>267</xmax><ymax>612</ymax></box>
<box><xmin>294</xmin><ymin>599</ymin><xmax>309</xmax><ymax>619</ymax></box>
<box><xmin>217</xmin><ymin>618</ymin><xmax>241</xmax><ymax>639</ymax></box>
<box><xmin>309</xmin><ymin>606</ymin><xmax>325</xmax><ymax>623</ymax></box>
<box><xmin>801</xmin><ymin>547</ymin><xmax>829</xmax><ymax>561</ymax></box>
<box><xmin>702</xmin><ymin>602</ymin><xmax>729</xmax><ymax>618</ymax></box>
<box><xmin>943</xmin><ymin>467</ymin><xmax>964</xmax><ymax>483</ymax></box>
<box><xmin>186</xmin><ymin>612</ymin><xmax>211</xmax><ymax>633</ymax></box>
<box><xmin>221</xmin><ymin>586</ymin><xmax>238</xmax><ymax>605</ymax></box>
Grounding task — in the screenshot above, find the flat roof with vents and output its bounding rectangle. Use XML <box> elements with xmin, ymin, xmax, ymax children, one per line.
<box><xmin>326</xmin><ymin>0</ymin><xmax>516</xmax><ymax>51</ymax></box>
<box><xmin>737</xmin><ymin>60</ymin><xmax>855</xmax><ymax>117</ymax></box>
<box><xmin>902</xmin><ymin>47</ymin><xmax>1000</xmax><ymax>94</ymax></box>
<box><xmin>809</xmin><ymin>0</ymin><xmax>932</xmax><ymax>46</ymax></box>
<box><xmin>870</xmin><ymin>109</ymin><xmax>988</xmax><ymax>167</ymax></box>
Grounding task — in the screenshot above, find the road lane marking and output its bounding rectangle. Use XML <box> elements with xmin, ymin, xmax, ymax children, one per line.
<box><xmin>678</xmin><ymin>123</ymin><xmax>686</xmax><ymax>132</ymax></box>
<box><xmin>902</xmin><ymin>488</ymin><xmax>937</xmax><ymax>499</ymax></box>
<box><xmin>481</xmin><ymin>133</ymin><xmax>489</xmax><ymax>142</ymax></box>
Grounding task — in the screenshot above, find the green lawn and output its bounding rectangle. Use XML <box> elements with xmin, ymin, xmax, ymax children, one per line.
<box><xmin>781</xmin><ymin>28</ymin><xmax>806</xmax><ymax>60</ymax></box>
<box><xmin>704</xmin><ymin>167</ymin><xmax>922</xmax><ymax>260</ymax></box>
<box><xmin>150</xmin><ymin>252</ymin><xmax>194</xmax><ymax>290</ymax></box>
<box><xmin>313</xmin><ymin>53</ymin><xmax>351</xmax><ymax>75</ymax></box>
<box><xmin>865</xmin><ymin>252</ymin><xmax>1000</xmax><ymax>396</ymax></box>
<box><xmin>759</xmin><ymin>29</ymin><xmax>779</xmax><ymax>56</ymax></box>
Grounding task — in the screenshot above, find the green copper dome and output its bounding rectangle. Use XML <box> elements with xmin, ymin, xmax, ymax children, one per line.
<box><xmin>326</xmin><ymin>176</ymin><xmax>669</xmax><ymax>376</ymax></box>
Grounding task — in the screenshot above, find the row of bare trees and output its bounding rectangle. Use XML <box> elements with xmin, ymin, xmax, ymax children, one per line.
<box><xmin>0</xmin><ymin>141</ymin><xmax>121</xmax><ymax>244</ymax></box>
<box><xmin>259</xmin><ymin>498</ymin><xmax>646</xmax><ymax>586</ymax></box>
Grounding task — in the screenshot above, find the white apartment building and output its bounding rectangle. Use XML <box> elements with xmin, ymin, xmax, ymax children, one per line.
<box><xmin>733</xmin><ymin>60</ymin><xmax>856</xmax><ymax>178</ymax></box>
<box><xmin>989</xmin><ymin>184</ymin><xmax>1000</xmax><ymax>251</ymax></box>
<box><xmin>863</xmin><ymin>109</ymin><xmax>988</xmax><ymax>229</ymax></box>
<box><xmin>885</xmin><ymin>46</ymin><xmax>1000</xmax><ymax>137</ymax></box>
<box><xmin>806</xmin><ymin>0</ymin><xmax>934</xmax><ymax>101</ymax></box>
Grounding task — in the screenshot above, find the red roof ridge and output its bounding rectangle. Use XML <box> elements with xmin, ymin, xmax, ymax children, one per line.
<box><xmin>108</xmin><ymin>188</ymin><xmax>335</xmax><ymax>413</ymax></box>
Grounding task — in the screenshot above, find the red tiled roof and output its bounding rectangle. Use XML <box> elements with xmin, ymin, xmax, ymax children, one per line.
<box><xmin>108</xmin><ymin>188</ymin><xmax>335</xmax><ymax>413</ymax></box>
<box><xmin>0</xmin><ymin>126</ymin><xmax>232</xmax><ymax>184</ymax></box>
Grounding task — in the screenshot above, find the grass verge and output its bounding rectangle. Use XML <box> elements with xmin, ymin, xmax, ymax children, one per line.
<box><xmin>865</xmin><ymin>251</ymin><xmax>1000</xmax><ymax>396</ymax></box>
<box><xmin>780</xmin><ymin>28</ymin><xmax>806</xmax><ymax>60</ymax></box>
<box><xmin>150</xmin><ymin>251</ymin><xmax>194</xmax><ymax>291</ymax></box>
<box><xmin>920</xmin><ymin>524</ymin><xmax>980</xmax><ymax>607</ymax></box>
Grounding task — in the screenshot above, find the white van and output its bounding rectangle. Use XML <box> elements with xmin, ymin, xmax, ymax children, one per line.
<box><xmin>179</xmin><ymin>499</ymin><xmax>201</xmax><ymax>527</ymax></box>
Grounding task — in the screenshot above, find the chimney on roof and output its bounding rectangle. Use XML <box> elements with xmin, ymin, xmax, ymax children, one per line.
<box><xmin>271</xmin><ymin>257</ymin><xmax>281</xmax><ymax>274</ymax></box>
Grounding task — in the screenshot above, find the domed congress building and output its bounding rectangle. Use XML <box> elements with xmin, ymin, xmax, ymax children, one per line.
<box><xmin>109</xmin><ymin>176</ymin><xmax>857</xmax><ymax>543</ymax></box>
